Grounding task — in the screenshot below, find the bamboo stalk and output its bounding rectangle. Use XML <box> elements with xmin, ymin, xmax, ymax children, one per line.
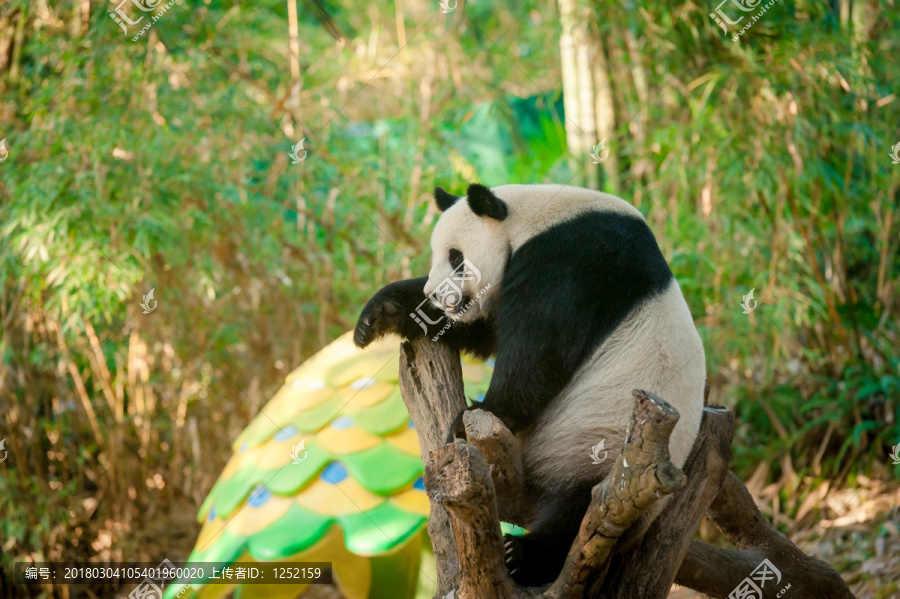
<box><xmin>404</xmin><ymin>54</ymin><xmax>434</xmax><ymax>230</ymax></box>
<box><xmin>394</xmin><ymin>0</ymin><xmax>406</xmax><ymax>50</ymax></box>
<box><xmin>558</xmin><ymin>0</ymin><xmax>582</xmax><ymax>156</ymax></box>
<box><xmin>49</xmin><ymin>319</ymin><xmax>104</xmax><ymax>445</ymax></box>
<box><xmin>83</xmin><ymin>321</ymin><xmax>120</xmax><ymax>423</ymax></box>
<box><xmin>286</xmin><ymin>0</ymin><xmax>302</xmax><ymax>109</ymax></box>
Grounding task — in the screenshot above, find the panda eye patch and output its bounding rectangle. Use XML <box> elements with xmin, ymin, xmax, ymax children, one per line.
<box><xmin>448</xmin><ymin>248</ymin><xmax>463</xmax><ymax>269</ymax></box>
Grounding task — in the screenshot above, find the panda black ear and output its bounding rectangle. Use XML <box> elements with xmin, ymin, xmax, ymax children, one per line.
<box><xmin>466</xmin><ymin>183</ymin><xmax>508</xmax><ymax>221</ymax></box>
<box><xmin>434</xmin><ymin>187</ymin><xmax>460</xmax><ymax>212</ymax></box>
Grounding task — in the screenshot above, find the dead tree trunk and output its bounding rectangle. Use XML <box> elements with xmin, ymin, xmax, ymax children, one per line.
<box><xmin>397</xmin><ymin>338</ymin><xmax>855</xmax><ymax>599</ymax></box>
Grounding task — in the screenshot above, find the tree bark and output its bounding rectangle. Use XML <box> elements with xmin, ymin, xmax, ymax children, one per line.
<box><xmin>425</xmin><ymin>441</ymin><xmax>520</xmax><ymax>599</ymax></box>
<box><xmin>462</xmin><ymin>408</ymin><xmax>528</xmax><ymax>526</ymax></box>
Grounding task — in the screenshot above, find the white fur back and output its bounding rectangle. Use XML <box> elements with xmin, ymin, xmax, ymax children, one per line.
<box><xmin>522</xmin><ymin>278</ymin><xmax>705</xmax><ymax>487</ymax></box>
<box><xmin>489</xmin><ymin>184</ymin><xmax>644</xmax><ymax>251</ymax></box>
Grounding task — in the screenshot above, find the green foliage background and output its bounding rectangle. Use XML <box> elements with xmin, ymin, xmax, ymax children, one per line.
<box><xmin>0</xmin><ymin>0</ymin><xmax>898</xmax><ymax>591</ymax></box>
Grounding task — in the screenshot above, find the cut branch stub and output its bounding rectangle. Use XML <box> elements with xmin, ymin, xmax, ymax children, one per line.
<box><xmin>603</xmin><ymin>405</ymin><xmax>734</xmax><ymax>598</ymax></box>
<box><xmin>462</xmin><ymin>408</ymin><xmax>528</xmax><ymax>526</ymax></box>
<box><xmin>424</xmin><ymin>441</ymin><xmax>519</xmax><ymax>599</ymax></box>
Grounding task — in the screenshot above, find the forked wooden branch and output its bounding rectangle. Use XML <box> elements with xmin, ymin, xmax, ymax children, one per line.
<box><xmin>424</xmin><ymin>390</ymin><xmax>686</xmax><ymax>599</ymax></box>
<box><xmin>398</xmin><ymin>338</ymin><xmax>854</xmax><ymax>599</ymax></box>
<box><xmin>540</xmin><ymin>389</ymin><xmax>687</xmax><ymax>598</ymax></box>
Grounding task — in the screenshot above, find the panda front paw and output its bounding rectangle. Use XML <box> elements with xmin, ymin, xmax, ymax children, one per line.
<box><xmin>354</xmin><ymin>293</ymin><xmax>403</xmax><ymax>348</ymax></box>
<box><xmin>354</xmin><ymin>278</ymin><xmax>431</xmax><ymax>348</ymax></box>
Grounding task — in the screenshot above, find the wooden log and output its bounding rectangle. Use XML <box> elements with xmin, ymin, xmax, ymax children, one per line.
<box><xmin>398</xmin><ymin>339</ymin><xmax>469</xmax><ymax>598</ymax></box>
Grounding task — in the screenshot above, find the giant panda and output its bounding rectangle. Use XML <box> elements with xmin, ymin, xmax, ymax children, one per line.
<box><xmin>354</xmin><ymin>183</ymin><xmax>706</xmax><ymax>586</ymax></box>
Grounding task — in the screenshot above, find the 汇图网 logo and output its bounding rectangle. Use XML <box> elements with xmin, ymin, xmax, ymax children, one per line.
<box><xmin>289</xmin><ymin>138</ymin><xmax>308</xmax><ymax>164</ymax></box>
<box><xmin>728</xmin><ymin>558</ymin><xmax>789</xmax><ymax>599</ymax></box>
<box><xmin>889</xmin><ymin>142</ymin><xmax>900</xmax><ymax>165</ymax></box>
<box><xmin>590</xmin><ymin>139</ymin><xmax>610</xmax><ymax>164</ymax></box>
<box><xmin>109</xmin><ymin>0</ymin><xmax>161</xmax><ymax>34</ymax></box>
<box><xmin>710</xmin><ymin>0</ymin><xmax>761</xmax><ymax>34</ymax></box>
<box><xmin>740</xmin><ymin>288</ymin><xmax>757</xmax><ymax>314</ymax></box>
<box><xmin>589</xmin><ymin>439</ymin><xmax>608</xmax><ymax>464</ymax></box>
<box><xmin>109</xmin><ymin>0</ymin><xmax>182</xmax><ymax>41</ymax></box>
<box><xmin>140</xmin><ymin>288</ymin><xmax>158</xmax><ymax>314</ymax></box>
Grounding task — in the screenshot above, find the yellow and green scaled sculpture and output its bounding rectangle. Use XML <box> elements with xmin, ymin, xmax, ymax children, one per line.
<box><xmin>164</xmin><ymin>332</ymin><xmax>493</xmax><ymax>599</ymax></box>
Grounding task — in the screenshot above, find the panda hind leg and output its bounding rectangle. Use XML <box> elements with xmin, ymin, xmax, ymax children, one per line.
<box><xmin>504</xmin><ymin>480</ymin><xmax>595</xmax><ymax>587</ymax></box>
<box><xmin>505</xmin><ymin>484</ymin><xmax>673</xmax><ymax>586</ymax></box>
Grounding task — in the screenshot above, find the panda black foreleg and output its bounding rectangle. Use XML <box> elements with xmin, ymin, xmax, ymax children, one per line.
<box><xmin>431</xmin><ymin>315</ymin><xmax>497</xmax><ymax>360</ymax></box>
<box><xmin>355</xmin><ymin>276</ymin><xmax>497</xmax><ymax>357</ymax></box>
<box><xmin>504</xmin><ymin>480</ymin><xmax>595</xmax><ymax>587</ymax></box>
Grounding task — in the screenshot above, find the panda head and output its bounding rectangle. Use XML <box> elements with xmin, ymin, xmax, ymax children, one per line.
<box><xmin>424</xmin><ymin>183</ymin><xmax>509</xmax><ymax>322</ymax></box>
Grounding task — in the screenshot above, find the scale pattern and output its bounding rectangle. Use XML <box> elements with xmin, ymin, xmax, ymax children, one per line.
<box><xmin>164</xmin><ymin>332</ymin><xmax>493</xmax><ymax>599</ymax></box>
